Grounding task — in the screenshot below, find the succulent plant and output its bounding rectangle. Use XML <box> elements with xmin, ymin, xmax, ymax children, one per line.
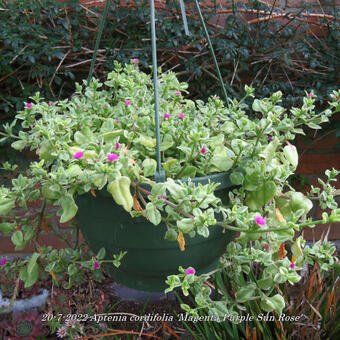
<box><xmin>1</xmin><ymin>309</ymin><xmax>47</xmax><ymax>339</ymax></box>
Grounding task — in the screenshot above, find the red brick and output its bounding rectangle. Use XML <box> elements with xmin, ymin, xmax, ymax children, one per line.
<box><xmin>302</xmin><ymin>222</ymin><xmax>340</xmax><ymax>241</ymax></box>
<box><xmin>296</xmin><ymin>153</ymin><xmax>340</xmax><ymax>175</ymax></box>
<box><xmin>287</xmin><ymin>0</ymin><xmax>340</xmax><ymax>7</ymax></box>
<box><xmin>0</xmin><ymin>233</ymin><xmax>73</xmax><ymax>255</ymax></box>
<box><xmin>55</xmin><ymin>216</ymin><xmax>77</xmax><ymax>229</ymax></box>
<box><xmin>296</xmin><ymin>134</ymin><xmax>340</xmax><ymax>151</ymax></box>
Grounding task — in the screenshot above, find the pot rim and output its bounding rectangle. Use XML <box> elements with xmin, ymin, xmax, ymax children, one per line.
<box><xmin>80</xmin><ymin>171</ymin><xmax>233</xmax><ymax>199</ymax></box>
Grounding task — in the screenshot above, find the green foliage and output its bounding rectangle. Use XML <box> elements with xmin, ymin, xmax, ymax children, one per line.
<box><xmin>177</xmin><ymin>240</ymin><xmax>339</xmax><ymax>339</ymax></box>
<box><xmin>1</xmin><ymin>0</ymin><xmax>339</xmax><ymax>164</ymax></box>
<box><xmin>0</xmin><ymin>62</ymin><xmax>339</xmax><ymax>323</ymax></box>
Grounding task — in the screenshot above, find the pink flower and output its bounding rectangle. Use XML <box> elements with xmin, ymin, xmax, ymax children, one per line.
<box><xmin>290</xmin><ymin>262</ymin><xmax>295</xmax><ymax>270</ymax></box>
<box><xmin>185</xmin><ymin>267</ymin><xmax>196</xmax><ymax>275</ymax></box>
<box><xmin>124</xmin><ymin>101</ymin><xmax>131</xmax><ymax>106</ymax></box>
<box><xmin>65</xmin><ymin>319</ymin><xmax>77</xmax><ymax>328</ymax></box>
<box><xmin>335</xmin><ymin>95</ymin><xmax>339</xmax><ymax>99</ymax></box>
<box><xmin>73</xmin><ymin>151</ymin><xmax>84</xmax><ymax>160</ymax></box>
<box><xmin>115</xmin><ymin>120</ymin><xmax>119</xmax><ymax>124</ymax></box>
<box><xmin>268</xmin><ymin>136</ymin><xmax>272</xmax><ymax>141</ymax></box>
<box><xmin>94</xmin><ymin>261</ymin><xmax>100</xmax><ymax>269</ymax></box>
<box><xmin>132</xmin><ymin>58</ymin><xmax>139</xmax><ymax>63</ymax></box>
<box><xmin>0</xmin><ymin>258</ymin><xmax>7</xmax><ymax>266</ymax></box>
<box><xmin>164</xmin><ymin>113</ymin><xmax>170</xmax><ymax>119</ymax></box>
<box><xmin>179</xmin><ymin>112</ymin><xmax>184</xmax><ymax>119</ymax></box>
<box><xmin>116</xmin><ymin>142</ymin><xmax>120</xmax><ymax>149</ymax></box>
<box><xmin>107</xmin><ymin>153</ymin><xmax>119</xmax><ymax>162</ymax></box>
<box><xmin>175</xmin><ymin>91</ymin><xmax>181</xmax><ymax>96</ymax></box>
<box><xmin>57</xmin><ymin>326</ymin><xmax>67</xmax><ymax>338</ymax></box>
<box><xmin>201</xmin><ymin>147</ymin><xmax>207</xmax><ymax>154</ymax></box>
<box><xmin>264</xmin><ymin>244</ymin><xmax>268</xmax><ymax>250</ymax></box>
<box><xmin>48</xmin><ymin>102</ymin><xmax>53</xmax><ymax>106</ymax></box>
<box><xmin>103</xmin><ymin>104</ymin><xmax>108</xmax><ymax>108</ymax></box>
<box><xmin>308</xmin><ymin>93</ymin><xmax>314</xmax><ymax>98</ymax></box>
<box><xmin>26</xmin><ymin>103</ymin><xmax>32</xmax><ymax>108</ymax></box>
<box><xmin>255</xmin><ymin>216</ymin><xmax>266</xmax><ymax>226</ymax></box>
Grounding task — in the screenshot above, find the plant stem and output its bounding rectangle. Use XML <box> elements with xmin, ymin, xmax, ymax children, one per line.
<box><xmin>177</xmin><ymin>140</ymin><xmax>197</xmax><ymax>178</ymax></box>
<box><xmin>33</xmin><ymin>201</ymin><xmax>46</xmax><ymax>252</ymax></box>
<box><xmin>250</xmin><ymin>122</ymin><xmax>271</xmax><ymax>158</ymax></box>
<box><xmin>297</xmin><ymin>219</ymin><xmax>325</xmax><ymax>228</ymax></box>
<box><xmin>0</xmin><ymin>131</ymin><xmax>20</xmax><ymax>139</ymax></box>
<box><xmin>133</xmin><ymin>183</ymin><xmax>329</xmax><ymax>233</ymax></box>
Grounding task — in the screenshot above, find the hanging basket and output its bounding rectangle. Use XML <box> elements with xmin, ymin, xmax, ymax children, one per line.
<box><xmin>76</xmin><ymin>172</ymin><xmax>236</xmax><ymax>292</ymax></box>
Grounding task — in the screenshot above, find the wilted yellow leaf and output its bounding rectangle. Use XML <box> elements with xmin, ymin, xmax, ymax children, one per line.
<box><xmin>275</xmin><ymin>208</ymin><xmax>286</xmax><ymax>223</ymax></box>
<box><xmin>177</xmin><ymin>231</ymin><xmax>185</xmax><ymax>251</ymax></box>
<box><xmin>50</xmin><ymin>271</ymin><xmax>58</xmax><ymax>281</ymax></box>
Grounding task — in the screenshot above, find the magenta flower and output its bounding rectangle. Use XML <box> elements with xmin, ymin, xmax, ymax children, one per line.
<box><xmin>132</xmin><ymin>58</ymin><xmax>139</xmax><ymax>63</ymax></box>
<box><xmin>179</xmin><ymin>112</ymin><xmax>184</xmax><ymax>119</ymax></box>
<box><xmin>255</xmin><ymin>215</ymin><xmax>266</xmax><ymax>226</ymax></box>
<box><xmin>308</xmin><ymin>93</ymin><xmax>314</xmax><ymax>98</ymax></box>
<box><xmin>116</xmin><ymin>142</ymin><xmax>120</xmax><ymax>149</ymax></box>
<box><xmin>107</xmin><ymin>153</ymin><xmax>119</xmax><ymax>162</ymax></box>
<box><xmin>289</xmin><ymin>262</ymin><xmax>296</xmax><ymax>270</ymax></box>
<box><xmin>115</xmin><ymin>120</ymin><xmax>119</xmax><ymax>124</ymax></box>
<box><xmin>268</xmin><ymin>136</ymin><xmax>273</xmax><ymax>141</ymax></box>
<box><xmin>264</xmin><ymin>244</ymin><xmax>268</xmax><ymax>250</ymax></box>
<box><xmin>124</xmin><ymin>101</ymin><xmax>131</xmax><ymax>106</ymax></box>
<box><xmin>73</xmin><ymin>151</ymin><xmax>84</xmax><ymax>160</ymax></box>
<box><xmin>94</xmin><ymin>261</ymin><xmax>100</xmax><ymax>269</ymax></box>
<box><xmin>57</xmin><ymin>326</ymin><xmax>67</xmax><ymax>338</ymax></box>
<box><xmin>26</xmin><ymin>103</ymin><xmax>32</xmax><ymax>108</ymax></box>
<box><xmin>335</xmin><ymin>95</ymin><xmax>339</xmax><ymax>99</ymax></box>
<box><xmin>103</xmin><ymin>104</ymin><xmax>108</xmax><ymax>108</ymax></box>
<box><xmin>185</xmin><ymin>267</ymin><xmax>196</xmax><ymax>275</ymax></box>
<box><xmin>175</xmin><ymin>91</ymin><xmax>181</xmax><ymax>96</ymax></box>
<box><xmin>201</xmin><ymin>147</ymin><xmax>207</xmax><ymax>154</ymax></box>
<box><xmin>48</xmin><ymin>102</ymin><xmax>53</xmax><ymax>106</ymax></box>
<box><xmin>164</xmin><ymin>113</ymin><xmax>170</xmax><ymax>119</ymax></box>
<box><xmin>0</xmin><ymin>258</ymin><xmax>7</xmax><ymax>266</ymax></box>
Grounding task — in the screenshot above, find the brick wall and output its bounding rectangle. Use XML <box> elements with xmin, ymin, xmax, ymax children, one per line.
<box><xmin>295</xmin><ymin>114</ymin><xmax>340</xmax><ymax>242</ymax></box>
<box><xmin>1</xmin><ymin>0</ymin><xmax>339</xmax><ymax>256</ymax></box>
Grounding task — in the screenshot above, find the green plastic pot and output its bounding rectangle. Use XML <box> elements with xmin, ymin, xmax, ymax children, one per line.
<box><xmin>76</xmin><ymin>172</ymin><xmax>235</xmax><ymax>292</ymax></box>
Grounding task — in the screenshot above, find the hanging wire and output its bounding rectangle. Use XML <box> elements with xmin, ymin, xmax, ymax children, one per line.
<box><xmin>87</xmin><ymin>0</ymin><xmax>111</xmax><ymax>85</ymax></box>
<box><xmin>179</xmin><ymin>0</ymin><xmax>190</xmax><ymax>36</ymax></box>
<box><xmin>150</xmin><ymin>0</ymin><xmax>165</xmax><ymax>183</ymax></box>
<box><xmin>193</xmin><ymin>0</ymin><xmax>230</xmax><ymax>106</ymax></box>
